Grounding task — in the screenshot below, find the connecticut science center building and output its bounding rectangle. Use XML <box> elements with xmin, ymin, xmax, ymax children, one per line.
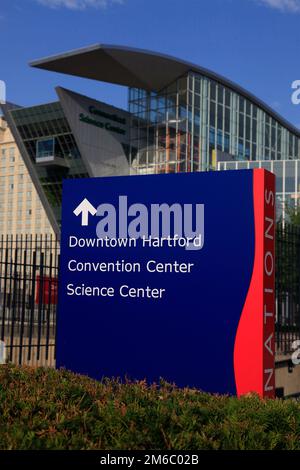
<box><xmin>2</xmin><ymin>44</ymin><xmax>300</xmax><ymax>234</ymax></box>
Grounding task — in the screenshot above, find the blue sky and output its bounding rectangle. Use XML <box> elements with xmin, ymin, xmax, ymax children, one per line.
<box><xmin>1</xmin><ymin>0</ymin><xmax>300</xmax><ymax>127</ymax></box>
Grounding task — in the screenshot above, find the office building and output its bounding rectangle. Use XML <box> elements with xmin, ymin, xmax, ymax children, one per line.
<box><xmin>0</xmin><ymin>115</ymin><xmax>54</xmax><ymax>237</ymax></box>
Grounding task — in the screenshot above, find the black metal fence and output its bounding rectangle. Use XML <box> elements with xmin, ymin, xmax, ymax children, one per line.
<box><xmin>0</xmin><ymin>226</ymin><xmax>299</xmax><ymax>368</ymax></box>
<box><xmin>0</xmin><ymin>234</ymin><xmax>59</xmax><ymax>367</ymax></box>
<box><xmin>276</xmin><ymin>222</ymin><xmax>300</xmax><ymax>354</ymax></box>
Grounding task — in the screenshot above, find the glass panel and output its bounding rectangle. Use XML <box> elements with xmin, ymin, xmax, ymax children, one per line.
<box><xmin>285</xmin><ymin>194</ymin><xmax>296</xmax><ymax>212</ymax></box>
<box><xmin>285</xmin><ymin>160</ymin><xmax>296</xmax><ymax>193</ymax></box>
<box><xmin>226</xmin><ymin>162</ymin><xmax>237</xmax><ymax>170</ymax></box>
<box><xmin>225</xmin><ymin>89</ymin><xmax>231</xmax><ymax>107</ymax></box>
<box><xmin>36</xmin><ymin>138</ymin><xmax>54</xmax><ymax>159</ymax></box>
<box><xmin>249</xmin><ymin>161</ymin><xmax>260</xmax><ymax>169</ymax></box>
<box><xmin>210</xmin><ymin>82</ymin><xmax>216</xmax><ymax>101</ymax></box>
<box><xmin>276</xmin><ymin>195</ymin><xmax>284</xmax><ymax>220</ymax></box>
<box><xmin>273</xmin><ymin>161</ymin><xmax>283</xmax><ymax>193</ymax></box>
<box><xmin>261</xmin><ymin>161</ymin><xmax>271</xmax><ymax>172</ymax></box>
<box><xmin>236</xmin><ymin>162</ymin><xmax>247</xmax><ymax>169</ymax></box>
<box><xmin>297</xmin><ymin>161</ymin><xmax>300</xmax><ymax>193</ymax></box>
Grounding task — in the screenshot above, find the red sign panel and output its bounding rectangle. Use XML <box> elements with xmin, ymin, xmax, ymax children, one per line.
<box><xmin>35</xmin><ymin>275</ymin><xmax>58</xmax><ymax>305</ymax></box>
<box><xmin>234</xmin><ymin>169</ymin><xmax>275</xmax><ymax>398</ymax></box>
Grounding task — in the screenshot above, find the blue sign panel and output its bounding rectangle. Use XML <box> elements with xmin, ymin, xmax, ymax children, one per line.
<box><xmin>57</xmin><ymin>170</ymin><xmax>275</xmax><ymax>396</ymax></box>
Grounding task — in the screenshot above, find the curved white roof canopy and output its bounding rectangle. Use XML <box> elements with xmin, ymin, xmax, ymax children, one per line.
<box><xmin>30</xmin><ymin>44</ymin><xmax>300</xmax><ymax>137</ymax></box>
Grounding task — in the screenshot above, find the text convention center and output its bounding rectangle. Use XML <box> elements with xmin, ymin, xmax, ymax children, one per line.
<box><xmin>2</xmin><ymin>44</ymin><xmax>300</xmax><ymax>235</ymax></box>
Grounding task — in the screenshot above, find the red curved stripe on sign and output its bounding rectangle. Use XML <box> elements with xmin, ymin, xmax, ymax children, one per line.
<box><xmin>233</xmin><ymin>169</ymin><xmax>265</xmax><ymax>397</ymax></box>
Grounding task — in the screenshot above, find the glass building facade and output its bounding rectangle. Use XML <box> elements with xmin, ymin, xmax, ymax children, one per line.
<box><xmin>129</xmin><ymin>71</ymin><xmax>300</xmax><ymax>175</ymax></box>
<box><xmin>4</xmin><ymin>45</ymin><xmax>300</xmax><ymax>232</ymax></box>
<box><xmin>10</xmin><ymin>102</ymin><xmax>89</xmax><ymax>224</ymax></box>
<box><xmin>218</xmin><ymin>159</ymin><xmax>300</xmax><ymax>220</ymax></box>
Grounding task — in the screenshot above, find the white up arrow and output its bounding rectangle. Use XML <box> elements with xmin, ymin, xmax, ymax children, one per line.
<box><xmin>73</xmin><ymin>198</ymin><xmax>97</xmax><ymax>226</ymax></box>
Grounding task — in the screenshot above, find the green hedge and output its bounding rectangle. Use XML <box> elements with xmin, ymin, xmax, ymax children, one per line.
<box><xmin>0</xmin><ymin>365</ymin><xmax>300</xmax><ymax>450</ymax></box>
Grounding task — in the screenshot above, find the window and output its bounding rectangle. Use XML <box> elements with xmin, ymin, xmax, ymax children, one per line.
<box><xmin>239</xmin><ymin>97</ymin><xmax>245</xmax><ymax>113</ymax></box>
<box><xmin>36</xmin><ymin>138</ymin><xmax>54</xmax><ymax>160</ymax></box>
<box><xmin>246</xmin><ymin>117</ymin><xmax>251</xmax><ymax>140</ymax></box>
<box><xmin>252</xmin><ymin>120</ymin><xmax>257</xmax><ymax>142</ymax></box>
<box><xmin>210</xmin><ymin>82</ymin><xmax>216</xmax><ymax>101</ymax></box>
<box><xmin>239</xmin><ymin>113</ymin><xmax>244</xmax><ymax>138</ymax></box>
<box><xmin>194</xmin><ymin>79</ymin><xmax>200</xmax><ymax>95</ymax></box>
<box><xmin>218</xmin><ymin>86</ymin><xmax>224</xmax><ymax>105</ymax></box>
<box><xmin>225</xmin><ymin>89</ymin><xmax>231</xmax><ymax>107</ymax></box>
<box><xmin>225</xmin><ymin>108</ymin><xmax>230</xmax><ymax>133</ymax></box>
<box><xmin>286</xmin><ymin>161</ymin><xmax>296</xmax><ymax>193</ymax></box>
<box><xmin>210</xmin><ymin>103</ymin><xmax>216</xmax><ymax>127</ymax></box>
<box><xmin>246</xmin><ymin>101</ymin><xmax>251</xmax><ymax>116</ymax></box>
